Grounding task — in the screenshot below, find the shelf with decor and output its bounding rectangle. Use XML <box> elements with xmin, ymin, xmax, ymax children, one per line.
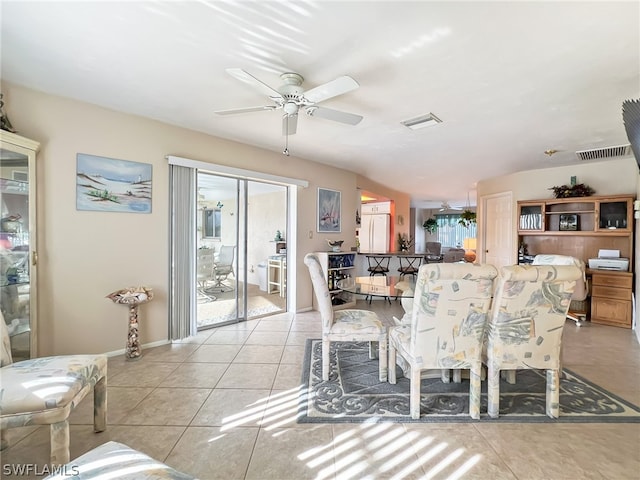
<box><xmin>313</xmin><ymin>251</ymin><xmax>356</xmax><ymax>310</ymax></box>
<box><xmin>517</xmin><ymin>194</ymin><xmax>634</xmax><ymax>328</ymax></box>
<box><xmin>518</xmin><ymin>195</ymin><xmax>632</xmax><ymax>236</ymax></box>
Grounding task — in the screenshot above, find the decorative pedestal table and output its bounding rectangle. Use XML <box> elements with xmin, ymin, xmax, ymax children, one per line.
<box><xmin>106</xmin><ymin>286</ymin><xmax>153</xmax><ymax>360</ymax></box>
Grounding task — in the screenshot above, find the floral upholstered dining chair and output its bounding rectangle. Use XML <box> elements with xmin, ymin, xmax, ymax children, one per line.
<box><xmin>388</xmin><ymin>262</ymin><xmax>498</xmax><ymax>419</ymax></box>
<box><xmin>304</xmin><ymin>252</ymin><xmax>387</xmax><ymax>382</ymax></box>
<box><xmin>0</xmin><ymin>312</ymin><xmax>107</xmax><ymax>464</ymax></box>
<box><xmin>482</xmin><ymin>264</ymin><xmax>581</xmax><ymax>419</ymax></box>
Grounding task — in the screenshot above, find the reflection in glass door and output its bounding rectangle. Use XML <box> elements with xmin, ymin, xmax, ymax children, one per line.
<box><xmin>196</xmin><ymin>172</ymin><xmax>287</xmax><ymax>329</ymax></box>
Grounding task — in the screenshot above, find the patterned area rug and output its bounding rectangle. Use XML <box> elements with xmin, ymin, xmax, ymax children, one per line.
<box><xmin>298</xmin><ymin>339</ymin><xmax>640</xmax><ymax>423</ymax></box>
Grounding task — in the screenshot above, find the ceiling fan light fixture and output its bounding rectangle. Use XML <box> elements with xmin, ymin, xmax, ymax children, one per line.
<box><xmin>401</xmin><ymin>112</ymin><xmax>442</xmax><ymax>130</ymax></box>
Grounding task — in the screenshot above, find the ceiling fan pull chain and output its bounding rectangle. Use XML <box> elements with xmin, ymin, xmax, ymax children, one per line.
<box><xmin>283</xmin><ymin>114</ymin><xmax>290</xmax><ymax>156</ymax></box>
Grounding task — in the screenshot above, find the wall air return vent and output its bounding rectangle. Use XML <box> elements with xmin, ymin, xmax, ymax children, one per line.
<box><xmin>575</xmin><ymin>144</ymin><xmax>631</xmax><ymax>161</ymax></box>
<box><xmin>401</xmin><ymin>113</ymin><xmax>442</xmax><ymax>130</ymax></box>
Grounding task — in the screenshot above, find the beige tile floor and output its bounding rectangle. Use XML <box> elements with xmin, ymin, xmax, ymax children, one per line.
<box><xmin>2</xmin><ymin>300</ymin><xmax>640</xmax><ymax>479</ymax></box>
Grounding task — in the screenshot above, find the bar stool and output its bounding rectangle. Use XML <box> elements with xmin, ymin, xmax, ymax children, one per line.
<box><xmin>366</xmin><ymin>255</ymin><xmax>391</xmax><ymax>304</ymax></box>
<box><xmin>367</xmin><ymin>255</ymin><xmax>391</xmax><ymax>276</ymax></box>
<box><xmin>397</xmin><ymin>255</ymin><xmax>422</xmax><ymax>280</ymax></box>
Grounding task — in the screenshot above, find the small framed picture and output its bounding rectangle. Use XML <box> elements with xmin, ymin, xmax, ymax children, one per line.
<box><xmin>559</xmin><ymin>214</ymin><xmax>578</xmax><ymax>231</ymax></box>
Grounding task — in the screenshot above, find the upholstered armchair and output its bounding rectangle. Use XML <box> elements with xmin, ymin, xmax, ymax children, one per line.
<box><xmin>442</xmin><ymin>247</ymin><xmax>466</xmax><ymax>263</ymax></box>
<box><xmin>424</xmin><ymin>241</ymin><xmax>443</xmax><ymax>263</ymax></box>
<box><xmin>388</xmin><ymin>263</ymin><xmax>498</xmax><ymax>419</ymax></box>
<box><xmin>304</xmin><ymin>253</ymin><xmax>387</xmax><ymax>382</ymax></box>
<box><xmin>483</xmin><ymin>264</ymin><xmax>581</xmax><ymax>419</ymax></box>
<box><xmin>43</xmin><ymin>441</ymin><xmax>196</xmax><ymax>479</ymax></box>
<box><xmin>0</xmin><ymin>312</ymin><xmax>107</xmax><ymax>464</ymax></box>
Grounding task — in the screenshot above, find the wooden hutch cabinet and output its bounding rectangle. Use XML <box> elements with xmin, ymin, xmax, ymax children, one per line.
<box><xmin>517</xmin><ymin>194</ymin><xmax>634</xmax><ymax>328</ymax></box>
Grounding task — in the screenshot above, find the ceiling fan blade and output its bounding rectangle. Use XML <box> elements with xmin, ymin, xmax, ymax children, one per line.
<box><xmin>215</xmin><ymin>105</ymin><xmax>277</xmax><ymax>115</ymax></box>
<box><xmin>303</xmin><ymin>75</ymin><xmax>359</xmax><ymax>103</ymax></box>
<box><xmin>282</xmin><ymin>114</ymin><xmax>298</xmax><ymax>136</ymax></box>
<box><xmin>306</xmin><ymin>106</ymin><xmax>363</xmax><ymax>125</ymax></box>
<box><xmin>226</xmin><ymin>68</ymin><xmax>283</xmax><ymax>100</ymax></box>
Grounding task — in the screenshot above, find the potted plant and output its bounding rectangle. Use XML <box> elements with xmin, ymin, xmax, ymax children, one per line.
<box><xmin>397</xmin><ymin>233</ymin><xmax>414</xmax><ymax>252</ymax></box>
<box><xmin>422</xmin><ymin>217</ymin><xmax>437</xmax><ymax>234</ymax></box>
<box><xmin>549</xmin><ymin>183</ymin><xmax>595</xmax><ymax>198</ymax></box>
<box><xmin>458</xmin><ymin>209</ymin><xmax>476</xmax><ymax>228</ymax></box>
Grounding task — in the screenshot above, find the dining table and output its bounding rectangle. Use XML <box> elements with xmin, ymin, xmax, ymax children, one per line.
<box><xmin>337</xmin><ymin>275</ymin><xmax>415</xmax><ymax>300</ymax></box>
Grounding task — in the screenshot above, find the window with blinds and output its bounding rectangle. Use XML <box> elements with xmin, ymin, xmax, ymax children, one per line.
<box><xmin>436</xmin><ymin>214</ymin><xmax>477</xmax><ymax>247</ymax></box>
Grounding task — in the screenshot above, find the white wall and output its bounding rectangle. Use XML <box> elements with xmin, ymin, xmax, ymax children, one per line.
<box><xmin>2</xmin><ymin>82</ymin><xmax>372</xmax><ymax>355</ymax></box>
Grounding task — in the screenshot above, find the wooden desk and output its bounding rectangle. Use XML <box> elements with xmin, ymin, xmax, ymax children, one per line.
<box><xmin>588</xmin><ymin>269</ymin><xmax>633</xmax><ymax>328</ymax></box>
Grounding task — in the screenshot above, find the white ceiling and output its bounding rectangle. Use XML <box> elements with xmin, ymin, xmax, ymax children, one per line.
<box><xmin>1</xmin><ymin>1</ymin><xmax>638</xmax><ymax>208</ymax></box>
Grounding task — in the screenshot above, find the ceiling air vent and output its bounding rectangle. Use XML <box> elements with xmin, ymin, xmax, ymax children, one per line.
<box><xmin>401</xmin><ymin>113</ymin><xmax>442</xmax><ymax>130</ymax></box>
<box><xmin>575</xmin><ymin>144</ymin><xmax>632</xmax><ymax>161</ymax></box>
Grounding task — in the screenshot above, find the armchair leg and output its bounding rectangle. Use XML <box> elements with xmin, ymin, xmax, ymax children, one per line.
<box><xmin>378</xmin><ymin>336</ymin><xmax>387</xmax><ymax>382</ymax></box>
<box><xmin>469</xmin><ymin>364</ymin><xmax>482</xmax><ymax>420</ymax></box>
<box><xmin>94</xmin><ymin>375</ymin><xmax>107</xmax><ymax>432</ymax></box>
<box><xmin>50</xmin><ymin>420</ymin><xmax>70</xmax><ymax>465</ymax></box>
<box><xmin>322</xmin><ymin>339</ymin><xmax>330</xmax><ymax>381</ymax></box>
<box><xmin>388</xmin><ymin>341</ymin><xmax>397</xmax><ymax>384</ymax></box>
<box><xmin>410</xmin><ymin>367</ymin><xmax>421</xmax><ymax>419</ymax></box>
<box><xmin>452</xmin><ymin>369</ymin><xmax>462</xmax><ymax>383</ymax></box>
<box><xmin>487</xmin><ymin>364</ymin><xmax>500</xmax><ymax>418</ymax></box>
<box><xmin>441</xmin><ymin>369</ymin><xmax>450</xmax><ymax>383</ymax></box>
<box><xmin>546</xmin><ymin>369</ymin><xmax>560</xmax><ymax>418</ymax></box>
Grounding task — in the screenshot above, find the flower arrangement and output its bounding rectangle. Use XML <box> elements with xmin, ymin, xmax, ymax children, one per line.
<box><xmin>549</xmin><ymin>183</ymin><xmax>595</xmax><ymax>198</ymax></box>
<box><xmin>422</xmin><ymin>217</ymin><xmax>437</xmax><ymax>234</ymax></box>
<box><xmin>397</xmin><ymin>233</ymin><xmax>414</xmax><ymax>252</ymax></box>
<box><xmin>458</xmin><ymin>209</ymin><xmax>476</xmax><ymax>228</ymax></box>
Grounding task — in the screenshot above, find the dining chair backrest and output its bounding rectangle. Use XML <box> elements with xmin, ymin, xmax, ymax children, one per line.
<box><xmin>409</xmin><ymin>263</ymin><xmax>497</xmax><ymax>365</ymax></box>
<box><xmin>531</xmin><ymin>254</ymin><xmax>587</xmax><ymax>302</ymax></box>
<box><xmin>304</xmin><ymin>253</ymin><xmax>334</xmax><ymax>331</ymax></box>
<box><xmin>485</xmin><ymin>264</ymin><xmax>581</xmax><ymax>370</ymax></box>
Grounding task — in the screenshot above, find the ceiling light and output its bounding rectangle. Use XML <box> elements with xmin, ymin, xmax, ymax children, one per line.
<box><xmin>401</xmin><ymin>113</ymin><xmax>442</xmax><ymax>130</ymax></box>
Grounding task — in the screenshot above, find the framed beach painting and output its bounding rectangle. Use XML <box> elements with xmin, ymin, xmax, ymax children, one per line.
<box><xmin>76</xmin><ymin>153</ymin><xmax>152</xmax><ymax>213</ymax></box>
<box><xmin>317</xmin><ymin>187</ymin><xmax>341</xmax><ymax>233</ymax></box>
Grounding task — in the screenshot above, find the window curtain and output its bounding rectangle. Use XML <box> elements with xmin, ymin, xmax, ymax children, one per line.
<box><xmin>169</xmin><ymin>164</ymin><xmax>197</xmax><ymax>340</ymax></box>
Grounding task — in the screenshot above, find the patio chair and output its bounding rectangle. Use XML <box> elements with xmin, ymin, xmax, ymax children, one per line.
<box><xmin>212</xmin><ymin>245</ymin><xmax>236</xmax><ymax>291</ymax></box>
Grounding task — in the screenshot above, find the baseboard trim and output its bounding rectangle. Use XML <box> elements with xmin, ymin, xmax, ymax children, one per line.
<box><xmin>104</xmin><ymin>339</ymin><xmax>170</xmax><ymax>357</ymax></box>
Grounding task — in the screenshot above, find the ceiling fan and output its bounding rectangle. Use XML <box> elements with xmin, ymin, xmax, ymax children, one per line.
<box><xmin>439</xmin><ymin>201</ymin><xmax>463</xmax><ymax>211</ymax></box>
<box><xmin>215</xmin><ymin>68</ymin><xmax>363</xmax><ymax>136</ymax></box>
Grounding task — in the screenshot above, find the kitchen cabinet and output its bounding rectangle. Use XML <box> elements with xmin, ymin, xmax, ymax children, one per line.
<box><xmin>313</xmin><ymin>252</ymin><xmax>356</xmax><ymax>310</ymax></box>
<box><xmin>0</xmin><ymin>131</ymin><xmax>39</xmax><ymax>361</ymax></box>
<box><xmin>361</xmin><ymin>201</ymin><xmax>391</xmax><ymax>214</ymax></box>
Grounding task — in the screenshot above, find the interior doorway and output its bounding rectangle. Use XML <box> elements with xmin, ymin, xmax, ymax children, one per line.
<box><xmin>196</xmin><ymin>172</ymin><xmax>288</xmax><ymax>329</ymax></box>
<box><xmin>481</xmin><ymin>191</ymin><xmax>513</xmax><ymax>269</ymax></box>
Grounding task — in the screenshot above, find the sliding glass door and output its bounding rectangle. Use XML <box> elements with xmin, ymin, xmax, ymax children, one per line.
<box><xmin>196</xmin><ymin>172</ymin><xmax>287</xmax><ymax>329</ymax></box>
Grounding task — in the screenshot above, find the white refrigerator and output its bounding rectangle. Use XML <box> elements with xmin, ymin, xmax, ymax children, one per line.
<box><xmin>359</xmin><ymin>214</ymin><xmax>390</xmax><ymax>253</ymax></box>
